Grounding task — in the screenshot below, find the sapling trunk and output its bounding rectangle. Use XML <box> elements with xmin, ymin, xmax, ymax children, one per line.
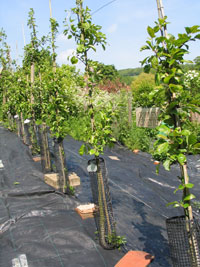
<box><xmin>42</xmin><ymin>124</ymin><xmax>52</xmax><ymax>172</ymax></box>
<box><xmin>20</xmin><ymin>113</ymin><xmax>25</xmax><ymax>139</ymax></box>
<box><xmin>3</xmin><ymin>91</ymin><xmax>6</xmax><ymax>105</ymax></box>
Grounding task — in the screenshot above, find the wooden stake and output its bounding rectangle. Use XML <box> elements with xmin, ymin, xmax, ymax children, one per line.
<box><xmin>128</xmin><ymin>91</ymin><xmax>132</xmax><ymax>127</ymax></box>
<box><xmin>156</xmin><ymin>0</ymin><xmax>167</xmax><ymax>38</ymax></box>
<box><xmin>30</xmin><ymin>63</ymin><xmax>35</xmax><ymax>105</ymax></box>
<box><xmin>49</xmin><ymin>0</ymin><xmax>53</xmax><ymax>18</ymax></box>
<box><xmin>22</xmin><ymin>23</ymin><xmax>26</xmax><ymax>46</ymax></box>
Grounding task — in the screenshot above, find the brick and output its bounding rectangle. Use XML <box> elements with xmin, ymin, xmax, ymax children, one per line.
<box><xmin>32</xmin><ymin>156</ymin><xmax>41</xmax><ymax>162</ymax></box>
<box><xmin>75</xmin><ymin>204</ymin><xmax>98</xmax><ymax>220</ymax></box>
<box><xmin>68</xmin><ymin>172</ymin><xmax>81</xmax><ymax>187</ymax></box>
<box><xmin>44</xmin><ymin>173</ymin><xmax>60</xmax><ymax>189</ymax></box>
<box><xmin>115</xmin><ymin>251</ymin><xmax>154</xmax><ymax>267</ymax></box>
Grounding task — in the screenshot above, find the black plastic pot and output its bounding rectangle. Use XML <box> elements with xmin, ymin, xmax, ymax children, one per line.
<box><xmin>166</xmin><ymin>215</ymin><xmax>200</xmax><ymax>267</ymax></box>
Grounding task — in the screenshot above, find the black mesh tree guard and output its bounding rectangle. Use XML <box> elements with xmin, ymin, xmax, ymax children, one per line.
<box><xmin>166</xmin><ymin>215</ymin><xmax>200</xmax><ymax>267</ymax></box>
<box><xmin>88</xmin><ymin>157</ymin><xmax>117</xmax><ymax>249</ymax></box>
<box><xmin>8</xmin><ymin>113</ymin><xmax>14</xmax><ymax>131</ymax></box>
<box><xmin>53</xmin><ymin>137</ymin><xmax>68</xmax><ymax>193</ymax></box>
<box><xmin>23</xmin><ymin>121</ymin><xmax>32</xmax><ymax>146</ymax></box>
<box><xmin>37</xmin><ymin>125</ymin><xmax>52</xmax><ymax>173</ymax></box>
<box><xmin>15</xmin><ymin>117</ymin><xmax>23</xmax><ymax>138</ymax></box>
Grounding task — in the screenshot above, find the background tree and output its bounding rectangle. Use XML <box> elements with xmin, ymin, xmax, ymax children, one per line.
<box><xmin>131</xmin><ymin>72</ymin><xmax>165</xmax><ymax>107</ymax></box>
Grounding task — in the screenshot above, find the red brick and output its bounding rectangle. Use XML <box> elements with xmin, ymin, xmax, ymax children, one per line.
<box><xmin>115</xmin><ymin>251</ymin><xmax>154</xmax><ymax>267</ymax></box>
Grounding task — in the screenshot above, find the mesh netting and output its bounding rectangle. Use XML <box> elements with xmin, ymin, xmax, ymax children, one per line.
<box><xmin>15</xmin><ymin>118</ymin><xmax>21</xmax><ymax>137</ymax></box>
<box><xmin>23</xmin><ymin>123</ymin><xmax>31</xmax><ymax>146</ymax></box>
<box><xmin>53</xmin><ymin>138</ymin><xmax>68</xmax><ymax>193</ymax></box>
<box><xmin>166</xmin><ymin>215</ymin><xmax>200</xmax><ymax>267</ymax></box>
<box><xmin>37</xmin><ymin>125</ymin><xmax>52</xmax><ymax>173</ymax></box>
<box><xmin>88</xmin><ymin>157</ymin><xmax>117</xmax><ymax>249</ymax></box>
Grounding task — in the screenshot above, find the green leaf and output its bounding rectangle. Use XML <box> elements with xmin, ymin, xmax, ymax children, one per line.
<box><xmin>157</xmin><ymin>134</ymin><xmax>168</xmax><ymax>140</ymax></box>
<box><xmin>156</xmin><ymin>164</ymin><xmax>160</xmax><ymax>174</ymax></box>
<box><xmin>166</xmin><ymin>201</ymin><xmax>179</xmax><ymax>207</ymax></box>
<box><xmin>181</xmin><ymin>129</ymin><xmax>190</xmax><ymax>136</ymax></box>
<box><xmin>177</xmin><ymin>154</ymin><xmax>186</xmax><ymax>165</ymax></box>
<box><xmin>185</xmin><ymin>183</ymin><xmax>194</xmax><ymax>189</ymax></box>
<box><xmin>185</xmin><ymin>27</ymin><xmax>192</xmax><ymax>34</ymax></box>
<box><xmin>174</xmin><ymin>184</ymin><xmax>184</xmax><ymax>194</ymax></box>
<box><xmin>174</xmin><ymin>203</ymin><xmax>181</xmax><ymax>208</ymax></box>
<box><xmin>140</xmin><ymin>45</ymin><xmax>150</xmax><ymax>51</ymax></box>
<box><xmin>177</xmin><ymin>138</ymin><xmax>183</xmax><ymax>144</ymax></box>
<box><xmin>184</xmin><ymin>194</ymin><xmax>196</xmax><ymax>201</ymax></box>
<box><xmin>182</xmin><ymin>59</ymin><xmax>193</xmax><ymax>64</ymax></box>
<box><xmin>178</xmin><ymin>184</ymin><xmax>185</xmax><ymax>190</ymax></box>
<box><xmin>89</xmin><ymin>149</ymin><xmax>96</xmax><ymax>155</ymax></box>
<box><xmin>144</xmin><ymin>64</ymin><xmax>151</xmax><ymax>73</ymax></box>
<box><xmin>147</xmin><ymin>26</ymin><xmax>155</xmax><ymax>38</ymax></box>
<box><xmin>88</xmin><ymin>45</ymin><xmax>96</xmax><ymax>52</ymax></box>
<box><xmin>164</xmin><ymin>75</ymin><xmax>172</xmax><ymax>84</ymax></box>
<box><xmin>71</xmin><ymin>56</ymin><xmax>78</xmax><ymax>64</ymax></box>
<box><xmin>186</xmin><ymin>25</ymin><xmax>200</xmax><ymax>34</ymax></box>
<box><xmin>188</xmin><ymin>134</ymin><xmax>197</xmax><ymax>145</ymax></box>
<box><xmin>157</xmin><ymin>125</ymin><xmax>171</xmax><ymax>136</ymax></box>
<box><xmin>151</xmin><ymin>57</ymin><xmax>158</xmax><ymax>68</ymax></box>
<box><xmin>14</xmin><ymin>182</ymin><xmax>20</xmax><ymax>185</ymax></box>
<box><xmin>155</xmin><ymin>73</ymin><xmax>160</xmax><ymax>85</ymax></box>
<box><xmin>79</xmin><ymin>144</ymin><xmax>86</xmax><ymax>155</ymax></box>
<box><xmin>77</xmin><ymin>44</ymin><xmax>85</xmax><ymax>53</ymax></box>
<box><xmin>195</xmin><ymin>34</ymin><xmax>200</xmax><ymax>39</ymax></box>
<box><xmin>163</xmin><ymin>159</ymin><xmax>170</xmax><ymax>171</ymax></box>
<box><xmin>156</xmin><ymin>142</ymin><xmax>169</xmax><ymax>154</ymax></box>
<box><xmin>194</xmin><ymin>143</ymin><xmax>200</xmax><ymax>150</ymax></box>
<box><xmin>169</xmin><ymin>84</ymin><xmax>183</xmax><ymax>93</ymax></box>
<box><xmin>183</xmin><ymin>203</ymin><xmax>190</xmax><ymax>208</ymax></box>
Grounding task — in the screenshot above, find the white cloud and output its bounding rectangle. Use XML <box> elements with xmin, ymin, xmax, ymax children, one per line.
<box><xmin>57</xmin><ymin>49</ymin><xmax>76</xmax><ymax>64</ymax></box>
<box><xmin>107</xmin><ymin>24</ymin><xmax>118</xmax><ymax>34</ymax></box>
<box><xmin>56</xmin><ymin>33</ymin><xmax>69</xmax><ymax>42</ymax></box>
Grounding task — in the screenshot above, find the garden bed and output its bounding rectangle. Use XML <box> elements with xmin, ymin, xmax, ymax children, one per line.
<box><xmin>1</xmin><ymin>126</ymin><xmax>200</xmax><ymax>266</ymax></box>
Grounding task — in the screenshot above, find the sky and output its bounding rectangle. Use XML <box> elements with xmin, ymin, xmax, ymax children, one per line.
<box><xmin>1</xmin><ymin>0</ymin><xmax>200</xmax><ymax>70</ymax></box>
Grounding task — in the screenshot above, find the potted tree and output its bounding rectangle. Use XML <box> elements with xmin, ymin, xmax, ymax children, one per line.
<box><xmin>64</xmin><ymin>0</ymin><xmax>125</xmax><ymax>249</ymax></box>
<box><xmin>141</xmin><ymin>17</ymin><xmax>200</xmax><ymax>266</ymax></box>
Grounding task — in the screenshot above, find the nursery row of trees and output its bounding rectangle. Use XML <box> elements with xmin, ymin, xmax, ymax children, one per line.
<box><xmin>0</xmin><ymin>1</ymin><xmax>128</xmax><ymax>249</ymax></box>
<box><xmin>1</xmin><ymin>0</ymin><xmax>200</xmax><ymax>262</ymax></box>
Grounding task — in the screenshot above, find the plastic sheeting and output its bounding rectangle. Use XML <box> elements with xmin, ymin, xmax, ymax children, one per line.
<box><xmin>0</xmin><ymin>126</ymin><xmax>122</xmax><ymax>267</ymax></box>
<box><xmin>1</xmin><ymin>126</ymin><xmax>200</xmax><ymax>266</ymax></box>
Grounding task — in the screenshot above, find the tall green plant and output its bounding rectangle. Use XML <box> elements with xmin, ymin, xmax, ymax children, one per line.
<box><xmin>64</xmin><ymin>0</ymin><xmax>119</xmax><ymax>249</ymax></box>
<box><xmin>64</xmin><ymin>0</ymin><xmax>115</xmax><ymax>157</ymax></box>
<box><xmin>141</xmin><ymin>17</ymin><xmax>200</xmax><ymax>264</ymax></box>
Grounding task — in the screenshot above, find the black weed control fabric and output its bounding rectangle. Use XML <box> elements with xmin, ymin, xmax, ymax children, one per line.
<box><xmin>1</xmin><ymin>126</ymin><xmax>200</xmax><ymax>266</ymax></box>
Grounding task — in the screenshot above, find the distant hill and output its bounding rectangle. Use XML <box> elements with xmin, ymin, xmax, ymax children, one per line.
<box><xmin>118</xmin><ymin>67</ymin><xmax>143</xmax><ymax>85</ymax></box>
<box><xmin>118</xmin><ymin>67</ymin><xmax>143</xmax><ymax>77</ymax></box>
